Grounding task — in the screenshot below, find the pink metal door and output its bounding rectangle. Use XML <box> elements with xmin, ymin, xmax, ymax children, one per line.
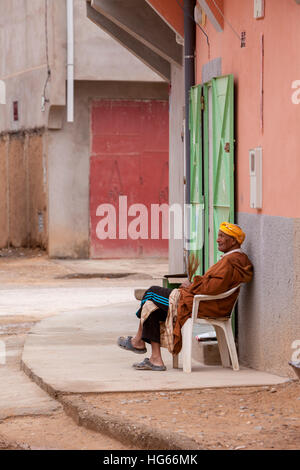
<box><xmin>90</xmin><ymin>100</ymin><xmax>169</xmax><ymax>258</ymax></box>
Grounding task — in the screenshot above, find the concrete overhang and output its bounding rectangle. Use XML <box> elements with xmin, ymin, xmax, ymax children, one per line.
<box><xmin>90</xmin><ymin>0</ymin><xmax>183</xmax><ymax>67</ymax></box>
<box><xmin>87</xmin><ymin>2</ymin><xmax>171</xmax><ymax>82</ymax></box>
<box><xmin>145</xmin><ymin>0</ymin><xmax>184</xmax><ymax>39</ymax></box>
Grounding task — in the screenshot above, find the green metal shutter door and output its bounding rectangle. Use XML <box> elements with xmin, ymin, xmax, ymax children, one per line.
<box><xmin>189</xmin><ymin>85</ymin><xmax>204</xmax><ymax>276</ymax></box>
<box><xmin>204</xmin><ymin>75</ymin><xmax>235</xmax><ymax>270</ymax></box>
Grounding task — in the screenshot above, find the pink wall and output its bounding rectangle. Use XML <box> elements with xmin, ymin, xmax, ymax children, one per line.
<box><xmin>195</xmin><ymin>0</ymin><xmax>300</xmax><ymax>218</ymax></box>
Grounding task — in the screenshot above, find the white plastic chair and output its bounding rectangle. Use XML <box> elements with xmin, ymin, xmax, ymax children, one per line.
<box><xmin>173</xmin><ymin>284</ymin><xmax>241</xmax><ymax>373</ymax></box>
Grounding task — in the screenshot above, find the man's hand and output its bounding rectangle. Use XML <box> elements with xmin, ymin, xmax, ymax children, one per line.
<box><xmin>180</xmin><ymin>279</ymin><xmax>192</xmax><ymax>288</ymax></box>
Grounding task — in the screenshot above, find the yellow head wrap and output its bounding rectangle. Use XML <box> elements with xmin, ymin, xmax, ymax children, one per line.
<box><xmin>219</xmin><ymin>222</ymin><xmax>246</xmax><ymax>245</ymax></box>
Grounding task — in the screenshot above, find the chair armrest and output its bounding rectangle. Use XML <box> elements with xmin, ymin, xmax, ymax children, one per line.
<box><xmin>191</xmin><ymin>284</ymin><xmax>241</xmax><ymax>321</ymax></box>
<box><xmin>193</xmin><ymin>284</ymin><xmax>241</xmax><ymax>301</ymax></box>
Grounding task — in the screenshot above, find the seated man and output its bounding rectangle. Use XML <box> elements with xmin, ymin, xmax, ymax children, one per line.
<box><xmin>117</xmin><ymin>222</ymin><xmax>253</xmax><ymax>371</ymax></box>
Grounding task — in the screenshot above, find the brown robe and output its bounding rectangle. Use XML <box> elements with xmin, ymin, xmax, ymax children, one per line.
<box><xmin>173</xmin><ymin>251</ymin><xmax>253</xmax><ymax>354</ymax></box>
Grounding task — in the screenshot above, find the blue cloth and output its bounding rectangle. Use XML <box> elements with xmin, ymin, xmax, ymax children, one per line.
<box><xmin>136</xmin><ymin>286</ymin><xmax>173</xmax><ymax>318</ymax></box>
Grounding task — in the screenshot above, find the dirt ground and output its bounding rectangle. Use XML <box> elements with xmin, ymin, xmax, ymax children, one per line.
<box><xmin>0</xmin><ymin>412</ymin><xmax>138</xmax><ymax>451</ymax></box>
<box><xmin>0</xmin><ymin>248</ymin><xmax>299</xmax><ymax>450</ymax></box>
<box><xmin>79</xmin><ymin>381</ymin><xmax>300</xmax><ymax>450</ymax></box>
<box><xmin>1</xmin><ymin>380</ymin><xmax>299</xmax><ymax>450</ymax></box>
<box><xmin>0</xmin><ymin>248</ymin><xmax>73</xmax><ymax>285</ymax></box>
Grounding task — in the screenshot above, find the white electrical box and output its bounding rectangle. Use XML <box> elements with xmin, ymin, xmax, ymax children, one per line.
<box><xmin>254</xmin><ymin>0</ymin><xmax>264</xmax><ymax>19</ymax></box>
<box><xmin>249</xmin><ymin>147</ymin><xmax>263</xmax><ymax>209</ymax></box>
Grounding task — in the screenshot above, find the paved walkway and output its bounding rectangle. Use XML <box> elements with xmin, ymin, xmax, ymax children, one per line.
<box><xmin>0</xmin><ymin>335</ymin><xmax>61</xmax><ymax>420</ymax></box>
<box><xmin>21</xmin><ymin>301</ymin><xmax>289</xmax><ymax>395</ymax></box>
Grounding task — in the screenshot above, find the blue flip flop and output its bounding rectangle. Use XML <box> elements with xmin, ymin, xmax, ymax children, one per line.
<box><xmin>117</xmin><ymin>336</ymin><xmax>147</xmax><ymax>354</ymax></box>
<box><xmin>132</xmin><ymin>357</ymin><xmax>166</xmax><ymax>371</ymax></box>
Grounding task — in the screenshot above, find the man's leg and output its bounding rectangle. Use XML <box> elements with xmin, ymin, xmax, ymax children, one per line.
<box><xmin>149</xmin><ymin>341</ymin><xmax>164</xmax><ymax>367</ymax></box>
<box><xmin>118</xmin><ymin>285</ymin><xmax>171</xmax><ymax>355</ymax></box>
<box><xmin>117</xmin><ymin>320</ymin><xmax>147</xmax><ymax>353</ymax></box>
<box><xmin>131</xmin><ymin>321</ymin><xmax>146</xmax><ymax>350</ymax></box>
<box><xmin>141</xmin><ymin>308</ymin><xmax>167</xmax><ymax>367</ymax></box>
<box><xmin>132</xmin><ymin>285</ymin><xmax>171</xmax><ymax>351</ymax></box>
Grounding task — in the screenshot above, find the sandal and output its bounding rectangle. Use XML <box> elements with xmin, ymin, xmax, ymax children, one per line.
<box><xmin>117</xmin><ymin>336</ymin><xmax>147</xmax><ymax>354</ymax></box>
<box><xmin>132</xmin><ymin>357</ymin><xmax>166</xmax><ymax>371</ymax></box>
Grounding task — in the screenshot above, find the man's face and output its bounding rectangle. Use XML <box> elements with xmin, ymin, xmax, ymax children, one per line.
<box><xmin>216</xmin><ymin>230</ymin><xmax>238</xmax><ymax>253</ymax></box>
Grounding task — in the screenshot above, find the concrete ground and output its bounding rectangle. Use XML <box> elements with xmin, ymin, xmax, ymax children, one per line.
<box><xmin>22</xmin><ymin>302</ymin><xmax>288</xmax><ymax>395</ymax></box>
<box><xmin>0</xmin><ymin>251</ymin><xmax>296</xmax><ymax>450</ymax></box>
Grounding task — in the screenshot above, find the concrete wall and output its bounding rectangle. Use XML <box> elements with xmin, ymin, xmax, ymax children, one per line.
<box><xmin>237</xmin><ymin>213</ymin><xmax>300</xmax><ymax>377</ymax></box>
<box><xmin>0</xmin><ymin>0</ymin><xmax>165</xmax><ymax>254</ymax></box>
<box><xmin>27</xmin><ymin>133</ymin><xmax>48</xmax><ymax>246</ymax></box>
<box><xmin>0</xmin><ymin>0</ymin><xmax>163</xmax><ymax>133</ymax></box>
<box><xmin>8</xmin><ymin>135</ymin><xmax>27</xmax><ymax>247</ymax></box>
<box><xmin>0</xmin><ymin>137</ymin><xmax>8</xmax><ymax>247</ymax></box>
<box><xmin>0</xmin><ymin>0</ymin><xmax>48</xmax><ymax>131</ymax></box>
<box><xmin>74</xmin><ymin>0</ymin><xmax>163</xmax><ymax>82</ymax></box>
<box><xmin>48</xmin><ymin>80</ymin><xmax>169</xmax><ymax>258</ymax></box>
<box><xmin>0</xmin><ymin>130</ymin><xmax>48</xmax><ymax>249</ymax></box>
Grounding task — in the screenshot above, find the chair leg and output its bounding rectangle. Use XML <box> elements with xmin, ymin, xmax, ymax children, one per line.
<box><xmin>182</xmin><ymin>318</ymin><xmax>193</xmax><ymax>373</ymax></box>
<box><xmin>223</xmin><ymin>322</ymin><xmax>239</xmax><ymax>371</ymax></box>
<box><xmin>214</xmin><ymin>325</ymin><xmax>231</xmax><ymax>368</ymax></box>
<box><xmin>173</xmin><ymin>353</ymin><xmax>179</xmax><ymax>369</ymax></box>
